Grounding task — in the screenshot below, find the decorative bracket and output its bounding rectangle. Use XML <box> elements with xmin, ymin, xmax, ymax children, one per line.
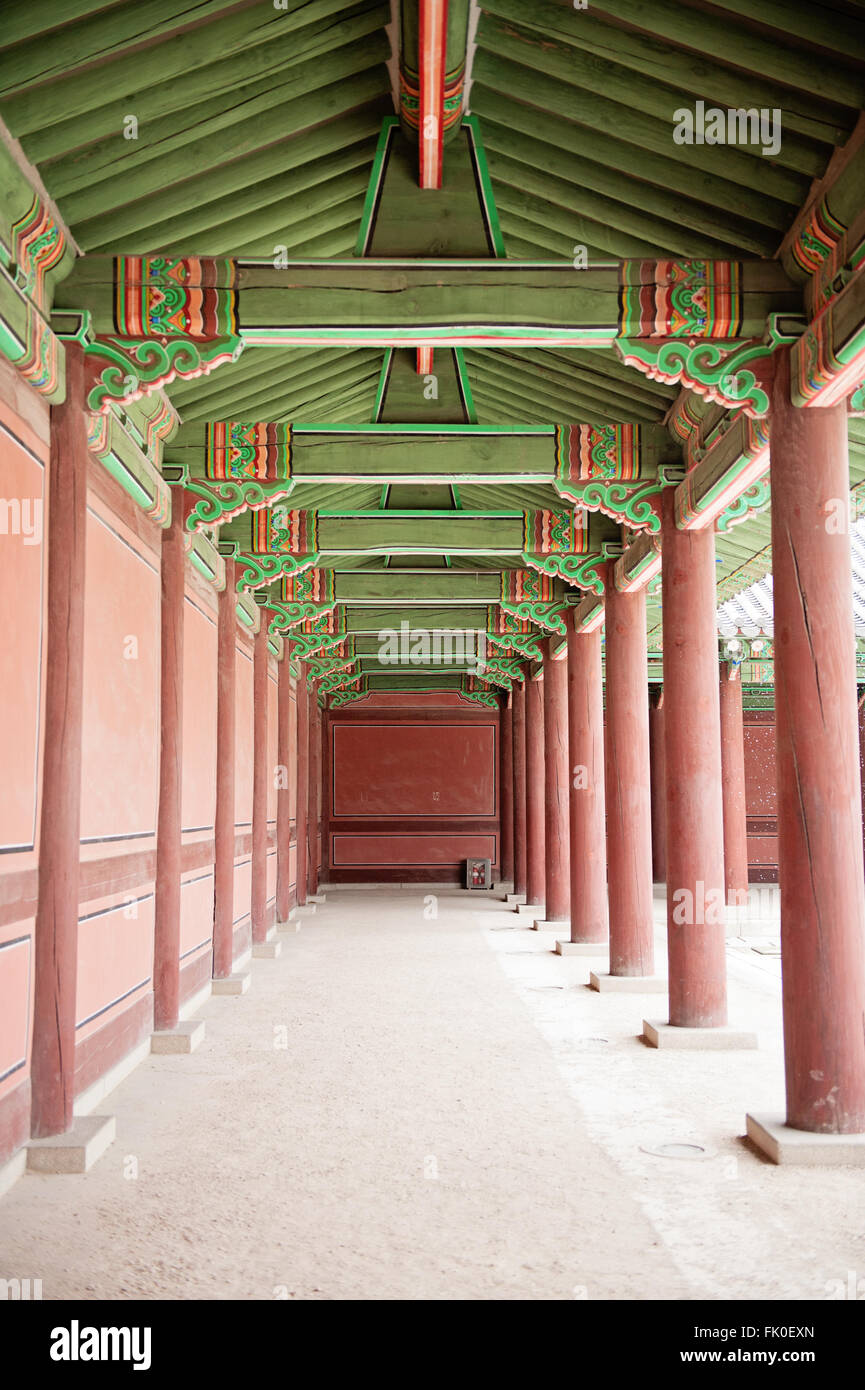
<box><xmin>84</xmin><ymin>334</ymin><xmax>243</xmax><ymax>414</ymax></box>
<box><xmin>616</xmin><ymin>315</ymin><xmax>802</xmax><ymax>418</ymax></box>
<box><xmin>235</xmin><ymin>551</ymin><xmax>320</xmax><ymax>592</ymax></box>
<box><xmin>184</xmin><ymin>477</ymin><xmax>295</xmax><ymax>532</ymax></box>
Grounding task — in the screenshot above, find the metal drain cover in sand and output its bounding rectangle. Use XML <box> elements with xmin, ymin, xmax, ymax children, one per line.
<box><xmin>574</xmin><ymin>1035</ymin><xmax>610</xmax><ymax>1048</ymax></box>
<box><xmin>639</xmin><ymin>1141</ymin><xmax>713</xmax><ymax>1160</ymax></box>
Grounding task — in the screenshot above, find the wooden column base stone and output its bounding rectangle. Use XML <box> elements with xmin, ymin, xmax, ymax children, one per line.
<box><xmin>212</xmin><ymin>973</ymin><xmax>250</xmax><ymax>996</ymax></box>
<box><xmin>746</xmin><ymin>1115</ymin><xmax>865</xmax><ymax>1166</ymax></box>
<box><xmin>590</xmin><ymin>973</ymin><xmax>667</xmax><ymax>994</ymax></box>
<box><xmin>26</xmin><ymin>1115</ymin><xmax>116</xmax><ymax>1175</ymax></box>
<box><xmin>252</xmin><ymin>941</ymin><xmax>283</xmax><ymax>959</ymax></box>
<box><xmin>642</xmin><ymin>1019</ymin><xmax>757</xmax><ymax>1049</ymax></box>
<box><xmin>151</xmin><ymin>1020</ymin><xmax>206</xmax><ymax>1054</ymax></box>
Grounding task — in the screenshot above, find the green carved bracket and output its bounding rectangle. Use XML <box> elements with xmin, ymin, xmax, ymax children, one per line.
<box><xmin>523</xmin><ymin>548</ymin><xmax>619</xmax><ymax>596</ymax></box>
<box><xmin>716</xmin><ymin>476</ymin><xmax>771</xmax><ymax>532</ymax></box>
<box><xmin>553</xmin><ymin>478</ymin><xmax>665</xmax><ymax>534</ymax></box>
<box><xmin>184</xmin><ymin>477</ymin><xmax>295</xmax><ymax>531</ymax></box>
<box><xmin>484</xmin><ymin>656</ymin><xmax>525</xmax><ymax>683</ymax></box>
<box><xmin>459</xmin><ymin>687</ymin><xmax>500</xmax><ymax>709</ymax></box>
<box><xmin>615</xmin><ymin>318</ymin><xmax>799</xmax><ymax>419</ymax></box>
<box><xmin>286</xmin><ymin>630</ymin><xmax>345</xmax><ymax>661</ymax></box>
<box><xmin>85</xmin><ymin>335</ymin><xmax>243</xmax><ymax>414</ymax></box>
<box><xmin>267</xmin><ymin>599</ymin><xmax>338</xmax><ymax>633</ymax></box>
<box><xmin>235</xmin><ymin>551</ymin><xmax>319</xmax><ymax>592</ymax></box>
<box><xmin>501</xmin><ymin>596</ymin><xmax>568</xmax><ymax>635</ymax></box>
<box><xmin>330</xmin><ymin>682</ymin><xmax>369</xmax><ymax>708</ymax></box>
<box><xmin>310</xmin><ymin>654</ymin><xmax>358</xmax><ymax>683</ymax></box>
<box><xmin>474</xmin><ymin>663</ymin><xmax>512</xmax><ymax>690</ymax></box>
<box><xmin>487</xmin><ymin>629</ymin><xmax>544</xmax><ymax>662</ymax></box>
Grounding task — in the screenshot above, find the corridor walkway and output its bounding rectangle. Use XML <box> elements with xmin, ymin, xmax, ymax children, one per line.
<box><xmin>0</xmin><ymin>890</ymin><xmax>861</xmax><ymax>1301</ymax></box>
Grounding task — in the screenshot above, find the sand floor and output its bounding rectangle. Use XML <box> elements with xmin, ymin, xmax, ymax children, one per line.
<box><xmin>0</xmin><ymin>886</ymin><xmax>863</xmax><ymax>1301</ymax></box>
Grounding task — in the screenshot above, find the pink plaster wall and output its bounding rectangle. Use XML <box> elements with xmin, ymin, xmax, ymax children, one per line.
<box><xmin>80</xmin><ymin>495</ymin><xmax>160</xmax><ymax>846</ymax></box>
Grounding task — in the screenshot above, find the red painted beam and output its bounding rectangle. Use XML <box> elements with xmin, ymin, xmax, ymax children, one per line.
<box><xmin>154</xmin><ymin>499</ymin><xmax>185</xmax><ymax>1030</ymax></box>
<box><xmin>525</xmin><ymin>674</ymin><xmax>545</xmax><ymax>909</ymax></box>
<box><xmin>31</xmin><ymin>344</ymin><xmax>87</xmax><ymax>1138</ymax></box>
<box><xmin>213</xmin><ymin>558</ymin><xmax>237</xmax><ymax>979</ymax></box>
<box><xmin>419</xmin><ymin>0</ymin><xmax>447</xmax><ymax>189</ymax></box>
<box><xmin>295</xmin><ymin>668</ymin><xmax>309</xmax><ymax>907</ymax></box>
<box><xmin>543</xmin><ymin>642</ymin><xmax>570</xmax><ymax>923</ymax></box>
<box><xmin>771</xmin><ymin>348</ymin><xmax>865</xmax><ymax>1132</ymax></box>
<box><xmin>604</xmin><ymin>568</ymin><xmax>654</xmax><ymax>976</ymax></box>
<box><xmin>661</xmin><ymin>492</ymin><xmax>727</xmax><ymax>1025</ymax></box>
<box><xmin>500</xmin><ymin>698</ymin><xmax>514</xmax><ymax>884</ymax></box>
<box><xmin>276</xmin><ymin>654</ymin><xmax>293</xmax><ymax>923</ymax></box>
<box><xmin>251</xmin><ymin>622</ymin><xmax>269</xmax><ymax>944</ymax></box>
<box><xmin>512</xmin><ymin>680</ymin><xmax>527</xmax><ymax>896</ymax></box>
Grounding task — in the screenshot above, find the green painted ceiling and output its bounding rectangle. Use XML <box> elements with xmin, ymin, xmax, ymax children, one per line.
<box><xmin>471</xmin><ymin>0</ymin><xmax>865</xmax><ymax>261</ymax></box>
<box><xmin>1</xmin><ymin>0</ymin><xmax>863</xmax><ymax>694</ymax></box>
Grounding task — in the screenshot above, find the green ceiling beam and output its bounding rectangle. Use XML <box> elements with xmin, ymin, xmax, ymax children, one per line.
<box><xmin>469</xmin><ymin>64</ymin><xmax>800</xmax><ymax>219</ymax></box>
<box><xmin>343</xmin><ymin>605</ymin><xmax>489</xmax><ymax>633</ymax></box>
<box><xmin>333</xmin><ymin>573</ymin><xmax>502</xmax><ymax>603</ymax></box>
<box><xmin>3</xmin><ymin>3</ymin><xmax>389</xmax><ymax>140</ymax></box>
<box><xmin>59</xmin><ymin>258</ymin><xmax>800</xmax><ymax>346</ymax></box>
<box><xmin>588</xmin><ymin>0</ymin><xmax>863</xmax><ymax>108</ymax></box>
<box><xmin>473</xmin><ymin>43</ymin><xmax>808</xmax><ymax>206</ymax></box>
<box><xmin>484</xmin><ymin>148</ymin><xmax>746</xmax><ymax>260</ymax></box>
<box><xmin>475</xmin><ymin>107</ymin><xmax>780</xmax><ymax>256</ymax></box>
<box><xmin>481</xmin><ymin>0</ymin><xmax>853</xmax><ymax>147</ymax></box>
<box><xmin>79</xmin><ymin>135</ymin><xmax>382</xmax><ymax>253</ymax></box>
<box><xmin>317</xmin><ymin>515</ymin><xmax>525</xmax><ymax>553</ymax></box>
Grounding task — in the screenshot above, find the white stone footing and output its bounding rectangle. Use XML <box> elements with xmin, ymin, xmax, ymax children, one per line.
<box><xmin>252</xmin><ymin>941</ymin><xmax>282</xmax><ymax>959</ymax></box>
<box><xmin>212</xmin><ymin>972</ymin><xmax>250</xmax><ymax>996</ymax></box>
<box><xmin>590</xmin><ymin>972</ymin><xmax>667</xmax><ymax>993</ymax></box>
<box><xmin>151</xmin><ymin>1019</ymin><xmax>206</xmax><ymax>1054</ymax></box>
<box><xmin>554</xmin><ymin>940</ymin><xmax>608</xmax><ymax>956</ymax></box>
<box><xmin>531</xmin><ymin>919</ymin><xmax>569</xmax><ymax>932</ymax></box>
<box><xmin>516</xmin><ymin>902</ymin><xmax>543</xmax><ymax>916</ymax></box>
<box><xmin>746</xmin><ymin>1113</ymin><xmax>865</xmax><ymax>1166</ymax></box>
<box><xmin>642</xmin><ymin>1018</ymin><xmax>758</xmax><ymax>1049</ymax></box>
<box><xmin>26</xmin><ymin>1115</ymin><xmax>116</xmax><ymax>1175</ymax></box>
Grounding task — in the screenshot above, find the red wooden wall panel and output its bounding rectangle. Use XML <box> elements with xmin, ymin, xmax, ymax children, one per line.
<box><xmin>743</xmin><ymin>710</ymin><xmax>778</xmax><ymax>883</ymax></box>
<box><xmin>325</xmin><ymin>696</ymin><xmax>500</xmax><ymax>882</ymax></box>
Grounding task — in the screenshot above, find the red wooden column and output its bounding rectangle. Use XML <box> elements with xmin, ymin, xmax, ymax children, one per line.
<box><xmin>418</xmin><ymin>0</ymin><xmax>446</xmax><ymax>189</ymax></box>
<box><xmin>276</xmin><ymin>653</ymin><xmax>293</xmax><ymax>923</ymax></box>
<box><xmin>500</xmin><ymin>697</ymin><xmax>514</xmax><ymax>885</ymax></box>
<box><xmin>751</xmin><ymin>348</ymin><xmax>865</xmax><ymax>1146</ymax></box>
<box><xmin>560</xmin><ymin>617</ymin><xmax>607</xmax><ymax>949</ymax></box>
<box><xmin>719</xmin><ymin>660</ymin><xmax>749</xmax><ymax>909</ymax></box>
<box><xmin>540</xmin><ymin>641</ymin><xmax>569</xmax><ymax>925</ymax></box>
<box><xmin>295</xmin><ymin>666</ymin><xmax>309</xmax><ymax>907</ymax></box>
<box><xmin>603</xmin><ymin>568</ymin><xmax>654</xmax><ymax>977</ymax></box>
<box><xmin>525</xmin><ymin>673</ymin><xmax>545</xmax><ymax>910</ymax></box>
<box><xmin>656</xmin><ymin>491</ymin><xmax>732</xmax><ymax>1039</ymax></box>
<box><xmin>250</xmin><ymin>621</ymin><xmax>269</xmax><ymax>945</ymax></box>
<box><xmin>212</xmin><ymin>558</ymin><xmax>237</xmax><ymax>978</ymax></box>
<box><xmin>153</xmin><ymin>495</ymin><xmax>185</xmax><ymax>1032</ymax></box>
<box><xmin>307</xmin><ymin>683</ymin><xmax>320</xmax><ymax>896</ymax></box>
<box><xmin>648</xmin><ymin>688</ymin><xmax>667</xmax><ymax>885</ymax></box>
<box><xmin>512</xmin><ymin>679</ymin><xmax>527</xmax><ymax>898</ymax></box>
<box><xmin>31</xmin><ymin>344</ymin><xmax>88</xmax><ymax>1138</ymax></box>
